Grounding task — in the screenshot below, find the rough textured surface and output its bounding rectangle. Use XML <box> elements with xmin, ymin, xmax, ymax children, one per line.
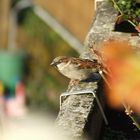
<box><xmin>56</xmin><ymin>1</ymin><xmax>140</xmax><ymax>140</ymax></box>
<box><xmin>56</xmin><ymin>83</ymin><xmax>98</xmax><ymax>139</ymax></box>
<box><xmin>84</xmin><ymin>1</ymin><xmax>140</xmax><ymax>50</ymax></box>
<box><xmin>56</xmin><ymin>1</ymin><xmax>118</xmax><ymax>139</ymax></box>
<box><xmin>57</xmin><ymin>94</ymin><xmax>94</xmax><ymax>138</ymax></box>
<box><xmin>84</xmin><ymin>1</ymin><xmax>118</xmax><ymax>49</ymax></box>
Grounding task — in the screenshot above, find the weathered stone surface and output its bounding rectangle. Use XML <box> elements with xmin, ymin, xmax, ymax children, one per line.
<box><xmin>56</xmin><ymin>0</ymin><xmax>140</xmax><ymax>140</ymax></box>
<box><xmin>55</xmin><ymin>1</ymin><xmax>118</xmax><ymax>139</ymax></box>
<box><xmin>84</xmin><ymin>1</ymin><xmax>140</xmax><ymax>52</ymax></box>
<box><xmin>56</xmin><ymin>83</ymin><xmax>98</xmax><ymax>139</ymax></box>
<box><xmin>84</xmin><ymin>1</ymin><xmax>118</xmax><ymax>49</ymax></box>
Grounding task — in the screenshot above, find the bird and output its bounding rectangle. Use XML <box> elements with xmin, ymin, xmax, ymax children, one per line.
<box><xmin>50</xmin><ymin>56</ymin><xmax>104</xmax><ymax>81</ymax></box>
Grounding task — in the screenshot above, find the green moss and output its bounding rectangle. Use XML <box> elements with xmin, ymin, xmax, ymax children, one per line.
<box><xmin>110</xmin><ymin>0</ymin><xmax>140</xmax><ymax>26</ymax></box>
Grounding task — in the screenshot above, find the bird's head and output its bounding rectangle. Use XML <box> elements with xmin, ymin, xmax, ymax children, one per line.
<box><xmin>50</xmin><ymin>56</ymin><xmax>68</xmax><ymax>68</ymax></box>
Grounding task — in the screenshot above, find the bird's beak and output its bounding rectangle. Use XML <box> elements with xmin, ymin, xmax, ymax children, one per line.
<box><xmin>50</xmin><ymin>61</ymin><xmax>57</xmax><ymax>68</ymax></box>
<box><xmin>50</xmin><ymin>61</ymin><xmax>55</xmax><ymax>66</ymax></box>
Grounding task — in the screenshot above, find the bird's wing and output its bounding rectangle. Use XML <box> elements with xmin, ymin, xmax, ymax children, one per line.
<box><xmin>71</xmin><ymin>58</ymin><xmax>100</xmax><ymax>69</ymax></box>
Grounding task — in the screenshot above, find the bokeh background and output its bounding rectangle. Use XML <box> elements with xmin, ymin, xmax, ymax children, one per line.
<box><xmin>0</xmin><ymin>0</ymin><xmax>94</xmax><ymax>115</ymax></box>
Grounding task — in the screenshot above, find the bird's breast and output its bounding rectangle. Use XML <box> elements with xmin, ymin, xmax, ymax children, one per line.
<box><xmin>57</xmin><ymin>63</ymin><xmax>92</xmax><ymax>80</ymax></box>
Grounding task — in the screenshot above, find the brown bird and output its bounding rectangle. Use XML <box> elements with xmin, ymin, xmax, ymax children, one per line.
<box><xmin>50</xmin><ymin>56</ymin><xmax>104</xmax><ymax>81</ymax></box>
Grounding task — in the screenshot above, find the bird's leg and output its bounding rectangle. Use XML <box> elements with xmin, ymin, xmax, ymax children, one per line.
<box><xmin>67</xmin><ymin>79</ymin><xmax>80</xmax><ymax>92</ymax></box>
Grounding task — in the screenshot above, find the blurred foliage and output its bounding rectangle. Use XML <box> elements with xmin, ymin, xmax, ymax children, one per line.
<box><xmin>17</xmin><ymin>9</ymin><xmax>78</xmax><ymax>112</ymax></box>
<box><xmin>112</xmin><ymin>0</ymin><xmax>140</xmax><ymax>19</ymax></box>
<box><xmin>110</xmin><ymin>0</ymin><xmax>140</xmax><ymax>32</ymax></box>
<box><xmin>99</xmin><ymin>39</ymin><xmax>140</xmax><ymax>130</ymax></box>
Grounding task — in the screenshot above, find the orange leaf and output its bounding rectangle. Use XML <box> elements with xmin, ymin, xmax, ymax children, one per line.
<box><xmin>100</xmin><ymin>39</ymin><xmax>140</xmax><ymax>113</ymax></box>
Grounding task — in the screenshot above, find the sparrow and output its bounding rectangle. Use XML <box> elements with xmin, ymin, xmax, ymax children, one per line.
<box><xmin>50</xmin><ymin>56</ymin><xmax>104</xmax><ymax>81</ymax></box>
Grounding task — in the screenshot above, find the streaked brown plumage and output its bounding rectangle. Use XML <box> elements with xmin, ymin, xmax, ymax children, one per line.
<box><xmin>51</xmin><ymin>56</ymin><xmax>103</xmax><ymax>81</ymax></box>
